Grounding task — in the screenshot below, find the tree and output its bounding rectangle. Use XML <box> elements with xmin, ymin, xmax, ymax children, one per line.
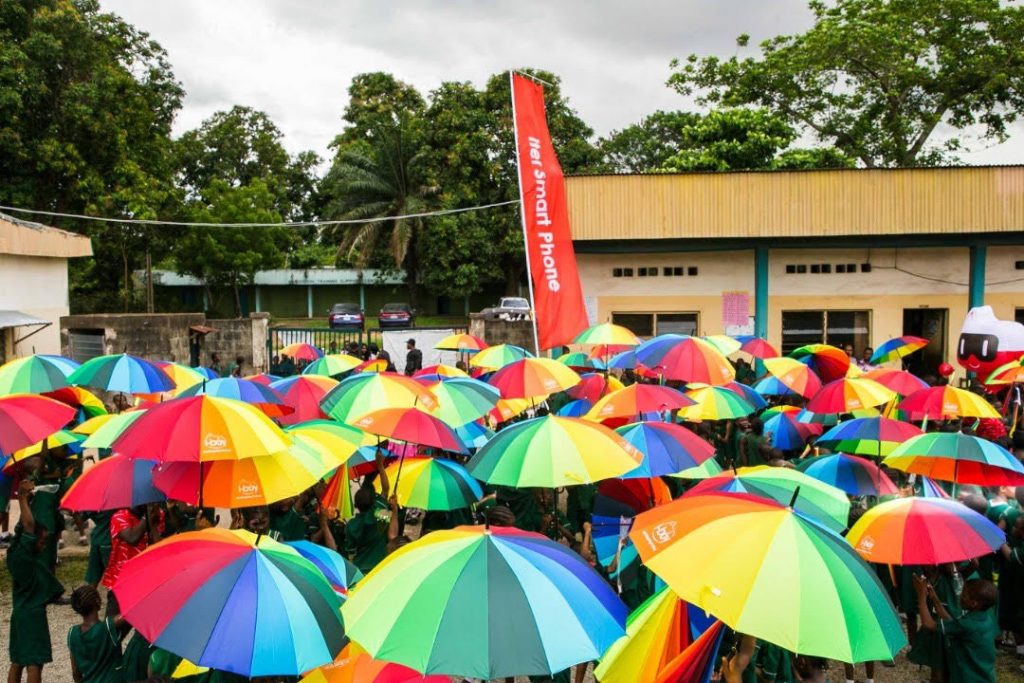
<box><xmin>669</xmin><ymin>0</ymin><xmax>1024</xmax><ymax>167</ymax></box>
<box><xmin>600</xmin><ymin>111</ymin><xmax>702</xmax><ymax>172</ymax></box>
<box><xmin>335</xmin><ymin>72</ymin><xmax>426</xmax><ymax>149</ymax></box>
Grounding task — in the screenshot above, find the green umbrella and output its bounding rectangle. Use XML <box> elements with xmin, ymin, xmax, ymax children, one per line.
<box><xmin>302</xmin><ymin>354</ymin><xmax>363</xmax><ymax>377</ymax></box>
<box><xmin>679</xmin><ymin>386</ymin><xmax>755</xmax><ymax>421</ymax></box>
<box><xmin>82</xmin><ymin>411</ymin><xmax>146</xmax><ymax>450</ymax></box>
<box><xmin>423</xmin><ymin>377</ymin><xmax>500</xmax><ymax>426</ymax></box>
<box><xmin>0</xmin><ymin>355</ymin><xmax>78</xmax><ymax>395</ymax></box>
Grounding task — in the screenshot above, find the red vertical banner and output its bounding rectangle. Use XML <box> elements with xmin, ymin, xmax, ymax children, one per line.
<box><xmin>510</xmin><ymin>72</ymin><xmax>589</xmax><ymax>352</ymax></box>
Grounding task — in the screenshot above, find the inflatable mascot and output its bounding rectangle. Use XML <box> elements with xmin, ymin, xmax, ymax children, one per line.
<box><xmin>957</xmin><ymin>305</ymin><xmax>1024</xmax><ymax>379</ymax></box>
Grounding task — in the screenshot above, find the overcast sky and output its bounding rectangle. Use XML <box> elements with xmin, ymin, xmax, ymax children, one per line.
<box><xmin>101</xmin><ymin>0</ymin><xmax>1023</xmax><ymax>165</ymax></box>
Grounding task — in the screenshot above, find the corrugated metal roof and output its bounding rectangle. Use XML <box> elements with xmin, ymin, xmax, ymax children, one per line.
<box><xmin>0</xmin><ymin>310</ymin><xmax>49</xmax><ymax>329</ymax></box>
<box><xmin>150</xmin><ymin>268</ymin><xmax>405</xmax><ymax>287</ymax></box>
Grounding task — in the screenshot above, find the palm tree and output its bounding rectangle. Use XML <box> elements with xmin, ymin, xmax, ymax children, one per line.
<box><xmin>322</xmin><ymin>115</ymin><xmax>434</xmax><ymax>306</ymax></box>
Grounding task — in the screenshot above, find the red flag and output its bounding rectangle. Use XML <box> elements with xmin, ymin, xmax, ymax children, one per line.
<box><xmin>511</xmin><ymin>72</ymin><xmax>589</xmax><ymax>351</ymax></box>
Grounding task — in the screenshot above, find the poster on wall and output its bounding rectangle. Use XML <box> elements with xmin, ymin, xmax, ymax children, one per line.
<box><xmin>722</xmin><ymin>291</ymin><xmax>750</xmax><ymax>329</ymax></box>
<box><xmin>584</xmin><ymin>296</ymin><xmax>598</xmax><ymax>326</ymax></box>
<box><xmin>725</xmin><ymin>316</ymin><xmax>756</xmax><ymax>337</ymax></box>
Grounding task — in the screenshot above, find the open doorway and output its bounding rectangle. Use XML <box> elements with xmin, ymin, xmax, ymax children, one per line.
<box><xmin>902</xmin><ymin>308</ymin><xmax>947</xmax><ymax>379</ymax></box>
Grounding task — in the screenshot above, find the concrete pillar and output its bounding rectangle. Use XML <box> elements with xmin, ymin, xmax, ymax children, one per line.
<box><xmin>359</xmin><ymin>283</ymin><xmax>366</xmax><ymax>311</ymax></box>
<box><xmin>307</xmin><ymin>285</ymin><xmax>313</xmax><ymax>319</ymax></box>
<box><xmin>754</xmin><ymin>246</ymin><xmax>769</xmax><ymax>339</ymax></box>
<box><xmin>254</xmin><ymin>285</ymin><xmax>262</xmax><ymax>313</ymax></box>
<box><xmin>969</xmin><ymin>244</ymin><xmax>987</xmax><ymax>309</ymax></box>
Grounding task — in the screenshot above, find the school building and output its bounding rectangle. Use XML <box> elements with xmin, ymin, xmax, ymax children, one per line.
<box><xmin>565</xmin><ymin>166</ymin><xmax>1024</xmax><ymax>375</ymax></box>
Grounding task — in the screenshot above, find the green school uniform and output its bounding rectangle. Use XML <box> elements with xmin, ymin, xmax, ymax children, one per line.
<box><xmin>566</xmin><ymin>483</ymin><xmax>596</xmax><ymax>533</ymax></box>
<box><xmin>940</xmin><ymin>609</ymin><xmax>998</xmax><ymax>683</ymax></box>
<box><xmin>121</xmin><ymin>630</ymin><xmax>154</xmax><ymax>681</ymax></box>
<box><xmin>497</xmin><ymin>486</ymin><xmax>542</xmax><ymax>532</ymax></box>
<box><xmin>344</xmin><ymin>508</ymin><xmax>388</xmax><ymax>573</ymax></box>
<box><xmin>67</xmin><ymin>617</ymin><xmax>124</xmax><ymax>683</ymax></box>
<box><xmin>7</xmin><ymin>531</ymin><xmax>64</xmax><ymax>665</ymax></box>
<box><xmin>909</xmin><ymin>572</ymin><xmax>960</xmax><ymax>669</ymax></box>
<box><xmin>986</xmin><ymin>500</ymin><xmax>1009</xmax><ymax>525</ymax></box>
<box><xmin>270</xmin><ymin>507</ymin><xmax>307</xmax><ymax>541</ymax></box>
<box><xmin>740</xmin><ymin>433</ymin><xmax>767</xmax><ymax>467</ymax></box>
<box><xmin>30</xmin><ymin>486</ymin><xmax>63</xmax><ymax>571</ymax></box>
<box><xmin>757</xmin><ymin>642</ymin><xmax>796</xmax><ymax>683</ymax></box>
<box><xmin>85</xmin><ymin>511</ymin><xmax>113</xmax><ymax>585</ymax></box>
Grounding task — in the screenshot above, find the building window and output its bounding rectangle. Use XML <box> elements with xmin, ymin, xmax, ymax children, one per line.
<box><xmin>781</xmin><ymin>310</ymin><xmax>870</xmax><ymax>355</ymax></box>
<box><xmin>1016</xmin><ymin>309</ymin><xmax>1024</xmax><ymax>326</ymax></box>
<box><xmin>612</xmin><ymin>313</ymin><xmax>654</xmax><ymax>337</ymax></box>
<box><xmin>68</xmin><ymin>329</ymin><xmax>105</xmax><ymax>363</ymax></box>
<box><xmin>611</xmin><ymin>312</ymin><xmax>698</xmax><ymax>338</ymax></box>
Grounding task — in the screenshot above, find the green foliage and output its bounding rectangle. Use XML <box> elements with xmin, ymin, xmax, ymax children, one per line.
<box><xmin>669</xmin><ymin>0</ymin><xmax>1024</xmax><ymax>167</ymax></box>
<box><xmin>600</xmin><ymin>111</ymin><xmax>702</xmax><ymax>172</ymax></box>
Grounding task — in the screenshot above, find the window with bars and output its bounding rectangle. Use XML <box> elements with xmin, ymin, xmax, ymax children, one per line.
<box><xmin>781</xmin><ymin>310</ymin><xmax>870</xmax><ymax>355</ymax></box>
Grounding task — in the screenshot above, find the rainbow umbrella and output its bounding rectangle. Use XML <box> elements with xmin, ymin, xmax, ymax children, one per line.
<box><xmin>352</xmin><ymin>408</ymin><xmax>468</xmax><ymax>454</ymax></box>
<box><xmin>302</xmin><ymin>354</ymin><xmax>363</xmax><ymax>378</ymax></box>
<box><xmin>341</xmin><ymin>525</ymin><xmax>626</xmax><ymax>679</ymax></box>
<box><xmin>271</xmin><ymin>375</ymin><xmax>339</xmax><ymax>425</ymax></box>
<box><xmin>152</xmin><ymin>442</ymin><xmax>339</xmax><ymax>507</ymax></box>
<box><xmin>488</xmin><ymin>397</ymin><xmax>535</xmax><ymax>424</ymax></box>
<box><xmin>72</xmin><ymin>413</ymin><xmax>117</xmax><ymax>436</ymax></box>
<box><xmin>847</xmin><ymin>497</ymin><xmax>1005</xmax><ymax>564</ymax></box>
<box><xmin>985</xmin><ymin>357</ymin><xmax>1024</xmax><ymax>385</ymax></box>
<box><xmin>590</xmin><ymin>513</ymin><xmax>640</xmax><ymax>579</ymax></box>
<box><xmin>285</xmin><ymin>540</ymin><xmax>362</xmax><ymax>597</ymax></box>
<box><xmin>114</xmin><ymin>529</ymin><xmax>345</xmax><ymax>677</ymax></box>
<box><xmin>883</xmin><ymin>432</ymin><xmax>1024</xmax><ymax>486</ymax></box>
<box><xmin>284</xmin><ymin>420</ymin><xmax>366</xmax><ymax>462</ymax></box>
<box><xmin>805</xmin><ymin>378</ymin><xmax>895</xmax><ymax>414</ymax></box>
<box><xmin>863</xmin><ymin>368</ymin><xmax>929</xmax><ymax>396</ymax></box>
<box><xmin>281</xmin><ymin>342</ymin><xmax>324</xmax><ymax>362</ymax></box>
<box><xmin>920</xmin><ymin>476</ymin><xmax>951</xmax><ymax>499</ymax></box>
<box><xmin>434</xmin><ymin>333</ymin><xmax>488</xmax><ymax>353</ymax></box>
<box><xmin>0</xmin><ymin>354</ymin><xmax>78</xmax><ymax>394</ymax></box>
<box><xmin>82</xmin><ymin>410</ymin><xmax>145</xmax><ymax>450</ymax></box>
<box><xmin>245</xmin><ymin>372</ymin><xmax>282</xmax><ymax>386</ymax></box>
<box><xmin>763</xmin><ymin>357</ymin><xmax>822</xmax><ymax>398</ymax></box>
<box><xmin>43</xmin><ymin>385</ymin><xmax>107</xmax><ymax>420</ymax></box>
<box><xmin>870</xmin><ymin>336</ymin><xmax>928</xmax><ymax>365</ymax></box>
<box><xmin>178</xmin><ymin>377</ymin><xmax>292</xmax><ymax>418</ymax></box>
<box><xmin>701</xmin><ymin>335</ymin><xmax>741</xmax><ymax>356</ymax></box>
<box><xmin>61</xmin><ymin>455</ymin><xmax>164</xmax><ymax>511</ymax></box>
<box><xmin>816</xmin><ymin>416</ymin><xmax>923</xmax><ymax>457</ymax></box>
<box><xmin>11</xmin><ymin>428</ymin><xmax>85</xmax><ymax>462</ymax></box>
<box><xmin>300</xmin><ymin>642</ymin><xmax>448</xmax><ymax>683</ymax></box>
<box><xmin>574</xmin><ymin>322</ymin><xmax>640</xmax><ymax>348</ymax></box>
<box><xmin>320</xmin><ymin>465</ymin><xmax>355</xmax><ymax>521</ymax></box>
<box><xmin>634</xmin><ymin>335</ymin><xmax>735</xmax><ymax>385</ymax></box>
<box><xmin>722</xmin><ymin>381</ymin><xmax>768</xmax><ymax>411</ymax></box>
<box><xmin>355</xmin><ymin>358</ymin><xmax>390</xmax><ymax>373</ymax></box>
<box><xmin>466</xmin><ymin>415</ymin><xmax>642</xmax><ymax>487</ymax></box>
<box><xmin>558</xmin><ymin>399</ymin><xmax>592</xmax><ymax>417</ymax></box>
<box><xmin>453</xmin><ymin>420</ymin><xmax>494</xmax><ymax>450</ymax></box>
<box><xmin>898</xmin><ymin>385</ymin><xmax>1000</xmax><ymax>419</ymax></box>
<box><xmin>321</xmin><ymin>373</ymin><xmax>437</xmax><ymax>423</ymax></box>
<box><xmin>608</xmin><ymin>349</ymin><xmax>639</xmax><ymax>371</ymax></box>
<box><xmin>797</xmin><ymin>454</ymin><xmax>899</xmax><ymax>497</ymax></box>
<box><xmin>377</xmin><ymin>457</ymin><xmax>482</xmax><ymax>510</ymax></box>
<box><xmin>762</xmin><ymin>412</ymin><xmax>808</xmax><ymax>450</ymax></box>
<box><xmin>615</xmin><ymin>422</ymin><xmax>715</xmax><ymax>478</ymax></box>
<box><xmin>68</xmin><ymin>353</ymin><xmax>174</xmax><ymax>394</ymax></box>
<box><xmin>790</xmin><ymin>343</ymin><xmax>851</xmax><ymax>383</ymax></box>
<box><xmin>487</xmin><ymin>357</ymin><xmax>580</xmax><ymax>399</ymax></box>
<box><xmin>735</xmin><ymin>335</ymin><xmax>779</xmax><ymax>359</ymax></box>
<box><xmin>0</xmin><ymin>394</ymin><xmax>75</xmax><ymax>454</ymax></box>
<box><xmin>111</xmin><ymin>395</ymin><xmax>291</xmax><ymax>462</ymax></box>
<box><xmin>556</xmin><ymin>352</ymin><xmax>606</xmax><ymax>371</ymax></box>
<box><xmin>414</xmin><ymin>364</ymin><xmax>470</xmax><ymax>381</ymax></box>
<box><xmin>672</xmin><ymin>458</ymin><xmax>724</xmax><ymax>480</ymax></box>
<box><xmin>568</xmin><ymin>372</ymin><xmax>623</xmax><ymax>403</ymax></box>
<box><xmin>153</xmin><ymin>362</ymin><xmax>207</xmax><ymax>394</ymax></box>
<box><xmin>630</xmin><ymin>493</ymin><xmax>905</xmax><ymax>662</ymax></box>
<box><xmin>469</xmin><ymin>343</ymin><xmax>534</xmax><ymax>370</ymax></box>
<box><xmin>752</xmin><ymin>375</ymin><xmax>797</xmax><ymax>396</ymax></box>
<box><xmin>685</xmin><ymin>466</ymin><xmax>851</xmax><ymax>533</ymax></box>
<box><xmin>586</xmin><ymin>384</ymin><xmax>694</xmax><ymax>422</ymax></box>
<box><xmin>655</xmin><ymin>620</ymin><xmax>725</xmax><ymax>683</ymax></box>
<box><xmin>680</xmin><ymin>386</ymin><xmax>755</xmax><ymax>421</ymax></box>
<box><xmin>423</xmin><ymin>377</ymin><xmax>500</xmax><ymax>426</ymax></box>
<box><xmin>195</xmin><ymin>367</ymin><xmax>219</xmax><ymax>380</ymax></box>
<box><xmin>594</xmin><ymin>588</ymin><xmax>693</xmax><ymax>683</ymax></box>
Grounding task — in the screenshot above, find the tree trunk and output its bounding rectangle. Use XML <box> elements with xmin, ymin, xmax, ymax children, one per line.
<box><xmin>404</xmin><ymin>225</ymin><xmax>421</xmax><ymax>310</ymax></box>
<box><xmin>504</xmin><ymin>262</ymin><xmax>525</xmax><ymax>296</ymax></box>
<box><xmin>233</xmin><ymin>281</ymin><xmax>242</xmax><ymax>318</ymax></box>
<box><xmin>145</xmin><ymin>249</ymin><xmax>154</xmax><ymax>313</ymax></box>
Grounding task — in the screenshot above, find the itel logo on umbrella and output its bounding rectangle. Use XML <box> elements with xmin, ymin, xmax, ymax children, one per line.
<box><xmin>203</xmin><ymin>433</ymin><xmax>229</xmax><ymax>453</ymax></box>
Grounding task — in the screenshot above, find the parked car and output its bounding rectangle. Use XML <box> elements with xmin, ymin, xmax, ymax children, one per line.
<box><xmin>378</xmin><ymin>303</ymin><xmax>415</xmax><ymax>329</ymax></box>
<box><xmin>327</xmin><ymin>303</ymin><xmax>364</xmax><ymax>330</ymax></box>
<box><xmin>480</xmin><ymin>296</ymin><xmax>532</xmax><ymax>321</ymax></box>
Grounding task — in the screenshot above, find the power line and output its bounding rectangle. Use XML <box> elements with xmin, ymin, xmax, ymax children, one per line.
<box><xmin>0</xmin><ymin>200</ymin><xmax>520</xmax><ymax>229</ymax></box>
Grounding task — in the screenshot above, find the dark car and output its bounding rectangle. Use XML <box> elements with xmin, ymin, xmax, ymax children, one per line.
<box><xmin>378</xmin><ymin>303</ymin><xmax>415</xmax><ymax>329</ymax></box>
<box><xmin>328</xmin><ymin>303</ymin><xmax>364</xmax><ymax>330</ymax></box>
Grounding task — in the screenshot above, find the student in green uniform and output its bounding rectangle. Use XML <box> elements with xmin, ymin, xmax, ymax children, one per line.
<box><xmin>7</xmin><ymin>480</ymin><xmax>64</xmax><ymax>683</ymax></box>
<box><xmin>344</xmin><ymin>452</ymin><xmax>390</xmax><ymax>574</ymax></box>
<box><xmin>84</xmin><ymin>510</ymin><xmax>113</xmax><ymax>587</ymax></box>
<box><xmin>68</xmin><ymin>584</ymin><xmax>128</xmax><ymax>683</ymax></box>
<box><xmin>999</xmin><ymin>508</ymin><xmax>1024</xmax><ymax>655</ymax></box>
<box><xmin>757</xmin><ymin>641</ymin><xmax>796</xmax><ymax>683</ymax></box>
<box><xmin>269</xmin><ymin>497</ymin><xmax>307</xmax><ymax>541</ymax></box>
<box><xmin>908</xmin><ymin>564</ymin><xmax>962</xmax><ymax>682</ymax></box>
<box><xmin>914</xmin><ymin>574</ymin><xmax>998</xmax><ymax>683</ymax></box>
<box><xmin>739</xmin><ymin>418</ymin><xmax>768</xmax><ymax>468</ymax></box>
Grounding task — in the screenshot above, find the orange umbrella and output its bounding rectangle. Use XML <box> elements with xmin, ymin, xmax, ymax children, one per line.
<box><xmin>763</xmin><ymin>357</ymin><xmax>823</xmax><ymax>398</ymax></box>
<box><xmin>487</xmin><ymin>358</ymin><xmax>580</xmax><ymax>399</ymax></box>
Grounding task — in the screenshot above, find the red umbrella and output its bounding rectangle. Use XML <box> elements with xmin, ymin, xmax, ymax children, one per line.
<box><xmin>863</xmin><ymin>368</ymin><xmax>929</xmax><ymax>396</ymax></box>
<box><xmin>61</xmin><ymin>455</ymin><xmax>164</xmax><ymax>512</ymax></box>
<box><xmin>595</xmin><ymin>477</ymin><xmax>671</xmax><ymax>516</ymax></box>
<box><xmin>0</xmin><ymin>394</ymin><xmax>75</xmax><ymax>454</ymax></box>
<box><xmin>790</xmin><ymin>344</ymin><xmax>851</xmax><ymax>383</ymax></box>
<box><xmin>352</xmin><ymin>407</ymin><xmax>468</xmax><ymax>454</ymax></box>
<box><xmin>738</xmin><ymin>337</ymin><xmax>778</xmax><ymax>360</ymax></box>
<box><xmin>269</xmin><ymin>375</ymin><xmax>339</xmax><ymax>426</ymax></box>
<box><xmin>804</xmin><ymin>378</ymin><xmax>895</xmax><ymax>414</ymax></box>
<box><xmin>568</xmin><ymin>373</ymin><xmax>615</xmax><ymax>403</ymax></box>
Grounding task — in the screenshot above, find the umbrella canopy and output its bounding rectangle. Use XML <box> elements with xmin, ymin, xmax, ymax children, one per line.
<box><xmin>271</xmin><ymin>375</ymin><xmax>339</xmax><ymax>425</ymax></box>
<box><xmin>701</xmin><ymin>335</ymin><xmax>741</xmax><ymax>356</ymax></box>
<box><xmin>110</xmin><ymin>395</ymin><xmax>292</xmax><ymax>462</ymax></box>
<box><xmin>816</xmin><ymin>416</ymin><xmax>923</xmax><ymax>457</ymax></box>
<box><xmin>556</xmin><ymin>352</ymin><xmax>606</xmax><ymax>371</ymax></box>
<box><xmin>630</xmin><ymin>492</ymin><xmax>905</xmax><ymax>663</ymax></box>
<box><xmin>567</xmin><ymin>372</ymin><xmax>622</xmax><ymax>403</ymax></box>
<box><xmin>870</xmin><ymin>336</ymin><xmax>928</xmax><ymax>365</ymax></box>
<box><xmin>413</xmin><ymin>364</ymin><xmax>469</xmax><ymax>381</ymax></box>
<box><xmin>735</xmin><ymin>335</ymin><xmax>779</xmax><ymax>359</ymax></box>
<box><xmin>634</xmin><ymin>335</ymin><xmax>735</xmax><ymax>385</ymax></box>
<box><xmin>680</xmin><ymin>386</ymin><xmax>756</xmax><ymax>421</ymax></box>
<box><xmin>11</xmin><ymin>428</ymin><xmax>84</xmax><ymax>462</ymax></box>
<box><xmin>73</xmin><ymin>413</ymin><xmax>117</xmax><ymax>436</ymax></box>
<box><xmin>466</xmin><ymin>415</ymin><xmax>642</xmax><ymax>487</ymax></box>
<box><xmin>285</xmin><ymin>540</ymin><xmax>362</xmax><ymax>598</ymax></box>
<box><xmin>586</xmin><ymin>384</ymin><xmax>695</xmax><ymax>421</ymax></box>
<box><xmin>44</xmin><ymin>385</ymin><xmax>107</xmax><ymax>419</ymax></box>
<box><xmin>178</xmin><ymin>377</ymin><xmax>292</xmax><ymax>418</ymax></box>
<box><xmin>763</xmin><ymin>357</ymin><xmax>823</xmax><ymax>398</ymax></box>
<box><xmin>722</xmin><ymin>381</ymin><xmax>768</xmax><ymax>411</ymax></box>
<box><xmin>284</xmin><ymin>420</ymin><xmax>366</xmax><ymax>462</ymax></box>
<box><xmin>82</xmin><ymin>410</ymin><xmax>145</xmax><ymax>450</ymax></box>
<box><xmin>422</xmin><ymin>377</ymin><xmax>500</xmax><ymax>426</ymax></box>
<box><xmin>487</xmin><ymin>357</ymin><xmax>580</xmax><ymax>399</ymax></box>
<box><xmin>0</xmin><ymin>354</ymin><xmax>77</xmax><ymax>394</ymax></box>
<box><xmin>883</xmin><ymin>432</ymin><xmax>1024</xmax><ymax>485</ymax></box>
<box><xmin>377</xmin><ymin>457</ymin><xmax>482</xmax><ymax>510</ymax></box>
<box><xmin>300</xmin><ymin>642</ymin><xmax>448</xmax><ymax>683</ymax></box>
<box><xmin>614</xmin><ymin>421</ymin><xmax>716</xmax><ymax>478</ymax></box>
<box><xmin>805</xmin><ymin>378</ymin><xmax>895</xmax><ymax>414</ymax></box>
<box><xmin>114</xmin><ymin>528</ymin><xmax>345</xmax><ymax>677</ymax></box>
<box><xmin>469</xmin><ymin>343</ymin><xmax>534</xmax><ymax>370</ymax></box>
<box><xmin>152</xmin><ymin>442</ymin><xmax>339</xmax><ymax>507</ymax></box>
<box><xmin>0</xmin><ymin>394</ymin><xmax>75</xmax><ymax>454</ymax></box>
<box><xmin>863</xmin><ymin>368</ymin><xmax>929</xmax><ymax>396</ymax></box>
<box><xmin>558</xmin><ymin>398</ymin><xmax>592</xmax><ymax>417</ymax></box>
<box><xmin>153</xmin><ymin>362</ymin><xmax>207</xmax><ymax>394</ymax></box>
<box><xmin>321</xmin><ymin>373</ymin><xmax>437</xmax><ymax>423</ymax></box>
<box><xmin>790</xmin><ymin>344</ymin><xmax>852</xmax><ymax>383</ymax></box>
<box><xmin>898</xmin><ymin>385</ymin><xmax>1000</xmax><ymax>420</ymax></box>
<box><xmin>797</xmin><ymin>454</ymin><xmax>899</xmax><ymax>497</ymax></box>
<box><xmin>61</xmin><ymin>455</ymin><xmax>164</xmax><ymax>512</ymax></box>
<box><xmin>574</xmin><ymin>322</ymin><xmax>640</xmax><ymax>347</ymax></box>
<box><xmin>281</xmin><ymin>342</ymin><xmax>324</xmax><ymax>362</ymax></box>
<box><xmin>352</xmin><ymin>408</ymin><xmax>468</xmax><ymax>453</ymax></box>
<box><xmin>762</xmin><ymin>412</ymin><xmax>810</xmax><ymax>451</ymax></box>
<box><xmin>847</xmin><ymin>497</ymin><xmax>1005</xmax><ymax>565</ymax></box>
<box><xmin>246</xmin><ymin>373</ymin><xmax>282</xmax><ymax>386</ymax></box>
<box><xmin>302</xmin><ymin>354</ymin><xmax>363</xmax><ymax>377</ymax></box>
<box><xmin>341</xmin><ymin>525</ymin><xmax>626</xmax><ymax>679</ymax></box>
<box><xmin>685</xmin><ymin>466</ymin><xmax>851</xmax><ymax>534</ymax></box>
<box><xmin>654</xmin><ymin>620</ymin><xmax>725</xmax><ymax>683</ymax></box>
<box><xmin>920</xmin><ymin>476</ymin><xmax>952</xmax><ymax>499</ymax></box>
<box><xmin>752</xmin><ymin>375</ymin><xmax>797</xmax><ymax>397</ymax></box>
<box><xmin>453</xmin><ymin>420</ymin><xmax>494</xmax><ymax>450</ymax></box>
<box><xmin>985</xmin><ymin>358</ymin><xmax>1024</xmax><ymax>385</ymax></box>
<box><xmin>320</xmin><ymin>466</ymin><xmax>355</xmax><ymax>521</ymax></box>
<box><xmin>488</xmin><ymin>397</ymin><xmax>535</xmax><ymax>424</ymax></box>
<box><xmin>594</xmin><ymin>588</ymin><xmax>693</xmax><ymax>683</ymax></box>
<box><xmin>673</xmin><ymin>458</ymin><xmax>724</xmax><ymax>480</ymax></box>
<box><xmin>68</xmin><ymin>353</ymin><xmax>174</xmax><ymax>394</ymax></box>
<box><xmin>434</xmin><ymin>333</ymin><xmax>488</xmax><ymax>353</ymax></box>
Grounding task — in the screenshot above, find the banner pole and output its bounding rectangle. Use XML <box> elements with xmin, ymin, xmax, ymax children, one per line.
<box><xmin>509</xmin><ymin>70</ymin><xmax>542</xmax><ymax>357</ymax></box>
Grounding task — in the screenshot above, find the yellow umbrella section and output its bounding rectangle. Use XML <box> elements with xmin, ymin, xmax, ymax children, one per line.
<box><xmin>594</xmin><ymin>588</ymin><xmax>691</xmax><ymax>683</ymax></box>
<box><xmin>11</xmin><ymin>429</ymin><xmax>85</xmax><ymax>462</ymax></box>
<box><xmin>284</xmin><ymin>420</ymin><xmax>368</xmax><ymax>462</ymax></box>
